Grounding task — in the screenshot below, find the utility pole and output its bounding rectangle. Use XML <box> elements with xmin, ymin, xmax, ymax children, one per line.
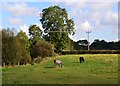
<box><xmin>86</xmin><ymin>31</ymin><xmax>91</xmax><ymax>50</ymax></box>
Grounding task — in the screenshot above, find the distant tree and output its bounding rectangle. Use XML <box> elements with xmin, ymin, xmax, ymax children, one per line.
<box><xmin>16</xmin><ymin>31</ymin><xmax>31</xmax><ymax>65</ymax></box>
<box><xmin>28</xmin><ymin>24</ymin><xmax>43</xmax><ymax>58</ymax></box>
<box><xmin>40</xmin><ymin>6</ymin><xmax>75</xmax><ymax>53</ymax></box>
<box><xmin>107</xmin><ymin>41</ymin><xmax>114</xmax><ymax>50</ymax></box>
<box><xmin>73</xmin><ymin>39</ymin><xmax>120</xmax><ymax>50</ymax></box>
<box><xmin>77</xmin><ymin>40</ymin><xmax>88</xmax><ymax>46</ymax></box>
<box><xmin>90</xmin><ymin>39</ymin><xmax>108</xmax><ymax>50</ymax></box>
<box><xmin>108</xmin><ymin>41</ymin><xmax>120</xmax><ymax>50</ymax></box>
<box><xmin>29</xmin><ymin>24</ymin><xmax>42</xmax><ymax>47</ymax></box>
<box><xmin>100</xmin><ymin>40</ymin><xmax>108</xmax><ymax>49</ymax></box>
<box><xmin>17</xmin><ymin>30</ymin><xmax>30</xmax><ymax>51</ymax></box>
<box><xmin>64</xmin><ymin>38</ymin><xmax>74</xmax><ymax>51</ymax></box>
<box><xmin>72</xmin><ymin>40</ymin><xmax>88</xmax><ymax>50</ymax></box>
<box><xmin>90</xmin><ymin>39</ymin><xmax>100</xmax><ymax>50</ymax></box>
<box><xmin>115</xmin><ymin>41</ymin><xmax>120</xmax><ymax>50</ymax></box>
<box><xmin>2</xmin><ymin>29</ymin><xmax>18</xmax><ymax>66</ymax></box>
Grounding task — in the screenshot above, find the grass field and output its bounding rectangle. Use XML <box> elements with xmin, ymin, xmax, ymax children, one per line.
<box><xmin>2</xmin><ymin>54</ymin><xmax>118</xmax><ymax>84</ymax></box>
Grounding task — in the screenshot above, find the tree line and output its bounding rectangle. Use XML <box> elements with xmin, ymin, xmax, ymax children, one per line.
<box><xmin>2</xmin><ymin>27</ymin><xmax>54</xmax><ymax>66</ymax></box>
<box><xmin>72</xmin><ymin>39</ymin><xmax>120</xmax><ymax>50</ymax></box>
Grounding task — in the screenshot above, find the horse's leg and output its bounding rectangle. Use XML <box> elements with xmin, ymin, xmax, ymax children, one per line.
<box><xmin>58</xmin><ymin>64</ymin><xmax>60</xmax><ymax>68</ymax></box>
<box><xmin>60</xmin><ymin>63</ymin><xmax>62</xmax><ymax>67</ymax></box>
<box><xmin>57</xmin><ymin>64</ymin><xmax>59</xmax><ymax>68</ymax></box>
<box><xmin>83</xmin><ymin>58</ymin><xmax>84</xmax><ymax>62</ymax></box>
<box><xmin>54</xmin><ymin>63</ymin><xmax>57</xmax><ymax>68</ymax></box>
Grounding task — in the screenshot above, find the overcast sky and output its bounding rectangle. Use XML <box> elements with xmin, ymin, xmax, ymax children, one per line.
<box><xmin>0</xmin><ymin>0</ymin><xmax>119</xmax><ymax>43</ymax></box>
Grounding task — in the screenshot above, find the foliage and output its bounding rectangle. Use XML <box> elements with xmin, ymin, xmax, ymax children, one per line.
<box><xmin>2</xmin><ymin>29</ymin><xmax>31</xmax><ymax>66</ymax></box>
<box><xmin>17</xmin><ymin>30</ymin><xmax>30</xmax><ymax>51</ymax></box>
<box><xmin>28</xmin><ymin>24</ymin><xmax>43</xmax><ymax>59</ymax></box>
<box><xmin>64</xmin><ymin>37</ymin><xmax>74</xmax><ymax>51</ymax></box>
<box><xmin>73</xmin><ymin>40</ymin><xmax>88</xmax><ymax>50</ymax></box>
<box><xmin>2</xmin><ymin>29</ymin><xmax>18</xmax><ymax>66</ymax></box>
<box><xmin>31</xmin><ymin>40</ymin><xmax>54</xmax><ymax>60</ymax></box>
<box><xmin>90</xmin><ymin>39</ymin><xmax>107</xmax><ymax>50</ymax></box>
<box><xmin>16</xmin><ymin>31</ymin><xmax>31</xmax><ymax>65</ymax></box>
<box><xmin>90</xmin><ymin>39</ymin><xmax>120</xmax><ymax>50</ymax></box>
<box><xmin>29</xmin><ymin>24</ymin><xmax>42</xmax><ymax>40</ymax></box>
<box><xmin>29</xmin><ymin>24</ymin><xmax>42</xmax><ymax>49</ymax></box>
<box><xmin>77</xmin><ymin>40</ymin><xmax>88</xmax><ymax>46</ymax></box>
<box><xmin>73</xmin><ymin>39</ymin><xmax>120</xmax><ymax>50</ymax></box>
<box><xmin>40</xmin><ymin>6</ymin><xmax>75</xmax><ymax>53</ymax></box>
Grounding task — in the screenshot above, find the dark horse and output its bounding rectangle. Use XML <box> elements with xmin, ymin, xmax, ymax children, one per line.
<box><xmin>79</xmin><ymin>57</ymin><xmax>85</xmax><ymax>63</ymax></box>
<box><xmin>54</xmin><ymin>59</ymin><xmax>63</xmax><ymax>68</ymax></box>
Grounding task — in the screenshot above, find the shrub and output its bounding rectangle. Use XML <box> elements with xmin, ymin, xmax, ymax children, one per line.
<box><xmin>15</xmin><ymin>37</ymin><xmax>31</xmax><ymax>65</ymax></box>
<box><xmin>31</xmin><ymin>40</ymin><xmax>54</xmax><ymax>59</ymax></box>
<box><xmin>2</xmin><ymin>29</ymin><xmax>31</xmax><ymax>66</ymax></box>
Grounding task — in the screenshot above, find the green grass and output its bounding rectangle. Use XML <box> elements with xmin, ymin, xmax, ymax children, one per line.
<box><xmin>2</xmin><ymin>54</ymin><xmax>118</xmax><ymax>84</ymax></box>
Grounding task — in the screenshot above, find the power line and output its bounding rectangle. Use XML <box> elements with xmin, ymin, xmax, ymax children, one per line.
<box><xmin>44</xmin><ymin>30</ymin><xmax>74</xmax><ymax>33</ymax></box>
<box><xmin>44</xmin><ymin>31</ymin><xmax>69</xmax><ymax>33</ymax></box>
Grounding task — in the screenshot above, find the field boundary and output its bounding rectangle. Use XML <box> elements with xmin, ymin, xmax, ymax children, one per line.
<box><xmin>62</xmin><ymin>50</ymin><xmax>120</xmax><ymax>54</ymax></box>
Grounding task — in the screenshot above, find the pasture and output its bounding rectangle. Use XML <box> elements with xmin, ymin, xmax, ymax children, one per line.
<box><xmin>2</xmin><ymin>54</ymin><xmax>118</xmax><ymax>84</ymax></box>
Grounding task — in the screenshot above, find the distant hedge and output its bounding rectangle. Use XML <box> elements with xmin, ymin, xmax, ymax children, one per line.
<box><xmin>61</xmin><ymin>50</ymin><xmax>120</xmax><ymax>54</ymax></box>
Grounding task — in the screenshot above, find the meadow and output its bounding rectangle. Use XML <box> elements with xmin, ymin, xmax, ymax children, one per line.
<box><xmin>2</xmin><ymin>54</ymin><xmax>118</xmax><ymax>84</ymax></box>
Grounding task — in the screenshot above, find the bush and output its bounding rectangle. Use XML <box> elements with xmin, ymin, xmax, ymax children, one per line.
<box><xmin>31</xmin><ymin>40</ymin><xmax>54</xmax><ymax>59</ymax></box>
<box><xmin>2</xmin><ymin>29</ymin><xmax>18</xmax><ymax>66</ymax></box>
<box><xmin>2</xmin><ymin>29</ymin><xmax>31</xmax><ymax>66</ymax></box>
<box><xmin>15</xmin><ymin>37</ymin><xmax>31</xmax><ymax>65</ymax></box>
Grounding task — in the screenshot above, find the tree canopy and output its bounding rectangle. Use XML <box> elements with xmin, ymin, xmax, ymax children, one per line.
<box><xmin>2</xmin><ymin>29</ymin><xmax>31</xmax><ymax>66</ymax></box>
<box><xmin>29</xmin><ymin>24</ymin><xmax>42</xmax><ymax>43</ymax></box>
<box><xmin>40</xmin><ymin>6</ymin><xmax>75</xmax><ymax>52</ymax></box>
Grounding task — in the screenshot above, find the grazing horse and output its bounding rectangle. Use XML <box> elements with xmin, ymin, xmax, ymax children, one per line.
<box><xmin>79</xmin><ymin>57</ymin><xmax>85</xmax><ymax>63</ymax></box>
<box><xmin>54</xmin><ymin>59</ymin><xmax>63</xmax><ymax>68</ymax></box>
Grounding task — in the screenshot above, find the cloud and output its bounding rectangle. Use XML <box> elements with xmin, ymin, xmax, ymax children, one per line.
<box><xmin>63</xmin><ymin>2</ymin><xmax>117</xmax><ymax>32</ymax></box>
<box><xmin>113</xmin><ymin>27</ymin><xmax>119</xmax><ymax>36</ymax></box>
<box><xmin>62</xmin><ymin>2</ymin><xmax>118</xmax><ymax>42</ymax></box>
<box><xmin>65</xmin><ymin>2</ymin><xmax>86</xmax><ymax>8</ymax></box>
<box><xmin>80</xmin><ymin>38</ymin><xmax>87</xmax><ymax>40</ymax></box>
<box><xmin>18</xmin><ymin>23</ymin><xmax>44</xmax><ymax>36</ymax></box>
<box><xmin>109</xmin><ymin>38</ymin><xmax>118</xmax><ymax>42</ymax></box>
<box><xmin>3</xmin><ymin>2</ymin><xmax>39</xmax><ymax>16</ymax></box>
<box><xmin>101</xmin><ymin>11</ymin><xmax>118</xmax><ymax>26</ymax></box>
<box><xmin>89</xmin><ymin>2</ymin><xmax>116</xmax><ymax>11</ymax></box>
<box><xmin>19</xmin><ymin>24</ymin><xmax>29</xmax><ymax>36</ymax></box>
<box><xmin>81</xmin><ymin>20</ymin><xmax>93</xmax><ymax>31</ymax></box>
<box><xmin>65</xmin><ymin>2</ymin><xmax>115</xmax><ymax>19</ymax></box>
<box><xmin>8</xmin><ymin>17</ymin><xmax>23</xmax><ymax>25</ymax></box>
<box><xmin>65</xmin><ymin>2</ymin><xmax>86</xmax><ymax>18</ymax></box>
<box><xmin>69</xmin><ymin>34</ymin><xmax>78</xmax><ymax>42</ymax></box>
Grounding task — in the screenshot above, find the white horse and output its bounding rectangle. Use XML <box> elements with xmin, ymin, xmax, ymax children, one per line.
<box><xmin>54</xmin><ymin>59</ymin><xmax>63</xmax><ymax>68</ymax></box>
